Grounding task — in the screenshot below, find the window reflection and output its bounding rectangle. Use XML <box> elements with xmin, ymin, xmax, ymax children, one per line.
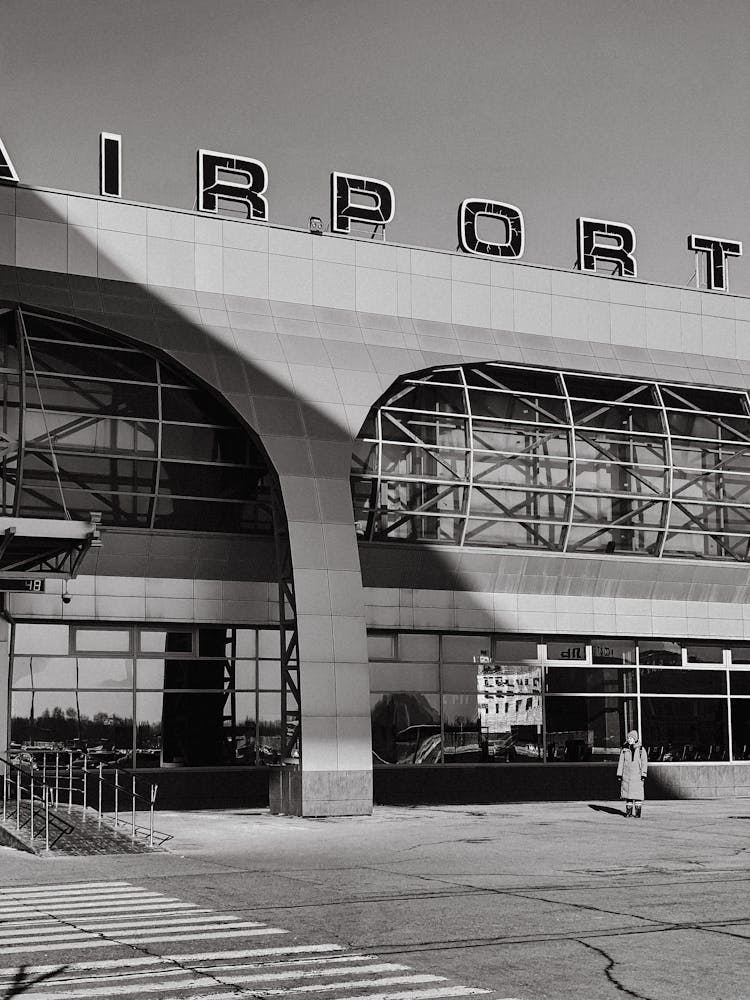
<box><xmin>10</xmin><ymin>625</ymin><xmax>280</xmax><ymax>768</ymax></box>
<box><xmin>352</xmin><ymin>362</ymin><xmax>750</xmax><ymax>563</ymax></box>
<box><xmin>370</xmin><ymin>692</ymin><xmax>441</xmax><ymax>764</ymax></box>
<box><xmin>546</xmin><ymin>666</ymin><xmax>636</xmax><ymax>694</ymax></box>
<box><xmin>546</xmin><ymin>696</ymin><xmax>637</xmax><ymax>762</ymax></box>
<box><xmin>641</xmin><ymin>697</ymin><xmax>728</xmax><ymax>761</ymax></box>
<box><xmin>731</xmin><ymin>700</ymin><xmax>750</xmax><ymax>760</ymax></box>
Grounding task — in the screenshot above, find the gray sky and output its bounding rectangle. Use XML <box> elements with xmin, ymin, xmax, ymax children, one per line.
<box><xmin>3</xmin><ymin>0</ymin><xmax>749</xmax><ymax>291</ymax></box>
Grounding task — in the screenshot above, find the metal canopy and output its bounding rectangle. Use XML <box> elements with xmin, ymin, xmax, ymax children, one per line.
<box><xmin>0</xmin><ymin>514</ymin><xmax>101</xmax><ymax>578</ymax></box>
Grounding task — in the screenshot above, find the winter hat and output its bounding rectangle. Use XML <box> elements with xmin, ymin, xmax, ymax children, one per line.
<box><xmin>626</xmin><ymin>730</ymin><xmax>640</xmax><ymax>742</ymax></box>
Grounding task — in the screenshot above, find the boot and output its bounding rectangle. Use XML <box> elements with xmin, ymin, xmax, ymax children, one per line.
<box><xmin>625</xmin><ymin>802</ymin><xmax>633</xmax><ymax>818</ymax></box>
<box><xmin>634</xmin><ymin>803</ymin><xmax>642</xmax><ymax>819</ymax></box>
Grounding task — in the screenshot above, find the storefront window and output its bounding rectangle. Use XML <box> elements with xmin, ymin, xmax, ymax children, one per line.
<box><xmin>368</xmin><ymin>632</ymin><xmax>750</xmax><ymax>766</ymax></box>
<box><xmin>10</xmin><ymin>624</ymin><xmax>281</xmax><ymax>768</ymax></box>
<box><xmin>545</xmin><ymin>696</ymin><xmax>636</xmax><ymax>762</ymax></box>
<box><xmin>640</xmin><ymin>669</ymin><xmax>726</xmax><ymax>696</ymax></box>
<box><xmin>641</xmin><ymin>697</ymin><xmax>728</xmax><ymax>761</ymax></box>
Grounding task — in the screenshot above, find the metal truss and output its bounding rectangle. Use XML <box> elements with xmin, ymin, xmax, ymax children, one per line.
<box><xmin>272</xmin><ymin>483</ymin><xmax>301</xmax><ymax>763</ymax></box>
<box><xmin>351</xmin><ymin>362</ymin><xmax>750</xmax><ymax>562</ymax></box>
<box><xmin>0</xmin><ymin>513</ymin><xmax>101</xmax><ymax>577</ymax></box>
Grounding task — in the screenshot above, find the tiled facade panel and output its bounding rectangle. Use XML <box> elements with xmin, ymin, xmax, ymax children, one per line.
<box><xmin>3</xmin><ymin>185</ymin><xmax>750</xmax><ymax>811</ymax></box>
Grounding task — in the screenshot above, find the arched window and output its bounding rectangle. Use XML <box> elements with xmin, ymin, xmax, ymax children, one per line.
<box><xmin>352</xmin><ymin>362</ymin><xmax>750</xmax><ymax>561</ymax></box>
<box><xmin>0</xmin><ymin>307</ymin><xmax>274</xmax><ymax>535</ymax></box>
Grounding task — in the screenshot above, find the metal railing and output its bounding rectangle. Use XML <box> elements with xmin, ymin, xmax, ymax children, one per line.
<box><xmin>1</xmin><ymin>757</ymin><xmax>73</xmax><ymax>851</ymax></box>
<box><xmin>0</xmin><ymin>752</ymin><xmax>171</xmax><ymax>851</ymax></box>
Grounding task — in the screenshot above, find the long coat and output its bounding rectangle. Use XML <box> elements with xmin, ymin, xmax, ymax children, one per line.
<box><xmin>617</xmin><ymin>743</ymin><xmax>648</xmax><ymax>800</ymax></box>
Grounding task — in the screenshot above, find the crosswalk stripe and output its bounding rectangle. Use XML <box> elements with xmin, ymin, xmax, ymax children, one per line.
<box><xmin>331</xmin><ymin>991</ymin><xmax>493</xmax><ymax>1000</ymax></box>
<box><xmin>0</xmin><ymin>911</ymin><xmax>216</xmax><ymax>930</ymax></box>
<box><xmin>0</xmin><ymin>928</ymin><xmax>288</xmax><ymax>953</ymax></box>
<box><xmin>170</xmin><ymin>991</ymin><xmax>490</xmax><ymax>1000</ymax></box>
<box><xmin>0</xmin><ymin>892</ymin><xmax>185</xmax><ymax>906</ymax></box>
<box><xmin>0</xmin><ymin>921</ymin><xmax>274</xmax><ymax>946</ymax></box>
<box><xmin>0</xmin><ymin>901</ymin><xmax>198</xmax><ymax>916</ymax></box>
<box><xmin>114</xmin><ymin>927</ymin><xmax>289</xmax><ymax>943</ymax></box>
<box><xmin>0</xmin><ymin>883</ymin><xmax>498</xmax><ymax>1000</ymax></box>
<box><xmin>0</xmin><ymin>955</ymin><xmax>379</xmax><ymax>990</ymax></box>
<box><xmin>0</xmin><ymin>883</ymin><xmax>133</xmax><ymax>896</ymax></box>
<box><xmin>0</xmin><ymin>944</ymin><xmax>347</xmax><ymax>977</ymax></box>
<box><xmin>5</xmin><ymin>971</ymin><xmax>444</xmax><ymax>1000</ymax></box>
<box><xmin>0</xmin><ymin>890</ymin><xmax>166</xmax><ymax>905</ymax></box>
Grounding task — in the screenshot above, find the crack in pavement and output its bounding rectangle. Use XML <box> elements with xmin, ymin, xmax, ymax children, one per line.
<box><xmin>576</xmin><ymin>939</ymin><xmax>658</xmax><ymax>1000</ymax></box>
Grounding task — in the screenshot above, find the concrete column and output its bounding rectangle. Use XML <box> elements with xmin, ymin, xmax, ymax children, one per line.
<box><xmin>264</xmin><ymin>433</ymin><xmax>372</xmax><ymax>817</ymax></box>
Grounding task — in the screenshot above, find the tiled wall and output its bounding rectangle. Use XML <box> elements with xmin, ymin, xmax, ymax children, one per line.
<box><xmin>8</xmin><ymin>577</ymin><xmax>278</xmax><ymax>625</ymax></box>
<box><xmin>364</xmin><ymin>587</ymin><xmax>750</xmax><ymax>642</ymax></box>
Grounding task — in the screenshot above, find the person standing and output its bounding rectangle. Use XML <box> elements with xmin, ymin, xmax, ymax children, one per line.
<box><xmin>617</xmin><ymin>729</ymin><xmax>648</xmax><ymax>818</ymax></box>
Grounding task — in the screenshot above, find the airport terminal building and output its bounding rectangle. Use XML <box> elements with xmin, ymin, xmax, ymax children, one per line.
<box><xmin>2</xmin><ymin>177</ymin><xmax>750</xmax><ymax>814</ymax></box>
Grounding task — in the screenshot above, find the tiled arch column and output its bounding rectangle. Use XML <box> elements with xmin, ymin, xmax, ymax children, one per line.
<box><xmin>0</xmin><ymin>283</ymin><xmax>373</xmax><ymax>818</ymax></box>
<box><xmin>240</xmin><ymin>412</ymin><xmax>373</xmax><ymax>817</ymax></box>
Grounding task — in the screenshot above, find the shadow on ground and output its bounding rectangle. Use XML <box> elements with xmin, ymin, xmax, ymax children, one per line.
<box><xmin>1</xmin><ymin>965</ymin><xmax>68</xmax><ymax>999</ymax></box>
<box><xmin>588</xmin><ymin>803</ymin><xmax>625</xmax><ymax>817</ymax></box>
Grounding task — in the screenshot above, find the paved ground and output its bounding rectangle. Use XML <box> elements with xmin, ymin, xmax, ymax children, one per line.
<box><xmin>1</xmin><ymin>798</ymin><xmax>749</xmax><ymax>1000</ymax></box>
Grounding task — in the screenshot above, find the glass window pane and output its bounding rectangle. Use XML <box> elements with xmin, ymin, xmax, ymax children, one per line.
<box><xmin>546</xmin><ymin>638</ymin><xmax>588</xmax><ymax>662</ymax></box>
<box><xmin>369</xmin><ymin>662</ymin><xmax>438</xmax><ymax>693</ymax></box>
<box><xmin>639</xmin><ymin>669</ymin><xmax>725</xmax><ymax>695</ymax></box>
<box><xmin>685</xmin><ymin>644</ymin><xmax>724</xmax><ymax>664</ymax></box>
<box><xmin>730</xmin><ymin>646</ymin><xmax>750</xmax><ymax>665</ymax></box>
<box><xmin>442</xmin><ymin>662</ymin><xmax>481</xmax><ymax>694</ymax></box>
<box><xmin>493</xmin><ymin>638</ymin><xmax>540</xmax><ymax>663</ymax></box>
<box><xmin>232</xmin><ymin>691</ymin><xmax>258</xmax><ymax>764</ymax></box>
<box><xmin>546</xmin><ymin>667</ymin><xmax>636</xmax><ymax>694</ymax></box>
<box><xmin>139</xmin><ymin>630</ymin><xmax>193</xmax><ymax>654</ymax></box>
<box><xmin>136</xmin><ymin>659</ymin><xmax>166</xmax><ymax>690</ymax></box>
<box><xmin>371</xmin><ymin>691</ymin><xmax>440</xmax><ymax>765</ymax></box>
<box><xmin>76</xmin><ymin>658</ymin><xmax>133</xmax><ymax>689</ymax></box>
<box><xmin>545</xmin><ymin>696</ymin><xmax>637</xmax><ymax>761</ymax></box>
<box><xmin>258</xmin><ymin>630</ymin><xmax>279</xmax><ymax>659</ymax></box>
<box><xmin>162</xmin><ymin>658</ymin><xmax>229</xmax><ymax>690</ymax></box>
<box><xmin>10</xmin><ymin>656</ymin><xmax>32</xmax><ymax>689</ymax></box>
<box><xmin>398</xmin><ymin>633</ymin><xmax>439</xmax><ymax>662</ymax></box>
<box><xmin>730</xmin><ymin>672</ymin><xmax>750</xmax><ymax>696</ymax></box>
<box><xmin>234</xmin><ymin>629</ymin><xmax>256</xmax><ymax>658</ymax></box>
<box><xmin>158</xmin><ymin>689</ymin><xmax>236</xmax><ymax>766</ymax></box>
<box><xmin>258</xmin><ymin>660</ymin><xmax>281</xmax><ymax>690</ymax></box>
<box><xmin>442</xmin><ymin>635</ymin><xmax>490</xmax><ymax>663</ymax></box>
<box><xmin>479</xmin><ymin>668</ymin><xmax>542</xmax><ymax>764</ymax></box>
<box><xmin>731</xmin><ymin>700</ymin><xmax>750</xmax><ymax>760</ymax></box>
<box><xmin>641</xmin><ymin>697</ymin><xmax>728</xmax><ymax>762</ymax></box>
<box><xmin>75</xmin><ymin>629</ymin><xmax>131</xmax><ymax>653</ymax></box>
<box><xmin>77</xmin><ymin>692</ymin><xmax>134</xmax><ymax>756</ymax></box>
<box><xmin>135</xmin><ymin>691</ymin><xmax>163</xmax><ymax>765</ymax></box>
<box><xmin>233</xmin><ymin>660</ymin><xmax>256</xmax><ymax>689</ymax></box>
<box><xmin>639</xmin><ymin>640</ymin><xmax>682</xmax><ymax>666</ymax></box>
<box><xmin>592</xmin><ymin>640</ymin><xmax>635</xmax><ymax>665</ymax></box>
<box><xmin>198</xmin><ymin>628</ymin><xmax>233</xmax><ymax>658</ymax></box>
<box><xmin>367</xmin><ymin>633</ymin><xmax>396</xmax><ymax>660</ymax></box>
<box><xmin>11</xmin><ymin>691</ymin><xmax>134</xmax><ymax>757</ymax></box>
<box><xmin>14</xmin><ymin>624</ymin><xmax>69</xmax><ymax>655</ymax></box>
<box><xmin>443</xmin><ymin>693</ymin><xmax>482</xmax><ymax>763</ymax></box>
<box><xmin>257</xmin><ymin>692</ymin><xmax>282</xmax><ymax>764</ymax></box>
<box><xmin>13</xmin><ymin>657</ymin><xmax>77</xmax><ymax>689</ymax></box>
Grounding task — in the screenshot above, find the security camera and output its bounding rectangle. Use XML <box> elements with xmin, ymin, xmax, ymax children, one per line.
<box><xmin>62</xmin><ymin>593</ymin><xmax>72</xmax><ymax>605</ymax></box>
